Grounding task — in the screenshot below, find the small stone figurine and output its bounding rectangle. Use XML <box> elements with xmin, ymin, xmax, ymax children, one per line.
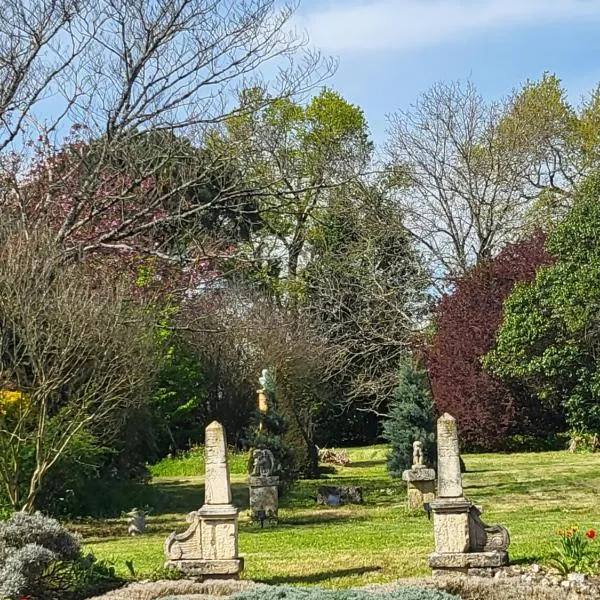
<box><xmin>251</xmin><ymin>448</ymin><xmax>276</xmax><ymax>477</ymax></box>
<box><xmin>413</xmin><ymin>440</ymin><xmax>424</xmax><ymax>469</ymax></box>
<box><xmin>127</xmin><ymin>508</ymin><xmax>146</xmax><ymax>535</ymax></box>
<box><xmin>402</xmin><ymin>440</ymin><xmax>436</xmax><ymax>510</ymax></box>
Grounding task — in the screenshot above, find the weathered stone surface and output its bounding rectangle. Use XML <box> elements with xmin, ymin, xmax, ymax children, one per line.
<box><xmin>433</xmin><ymin>508</ymin><xmax>470</xmax><ymax>553</ymax></box>
<box><xmin>164</xmin><ymin>558</ymin><xmax>243</xmax><ymax>577</ymax></box>
<box><xmin>204</xmin><ymin>422</ymin><xmax>231</xmax><ymax>505</ymax></box>
<box><xmin>198</xmin><ymin>507</ymin><xmax>239</xmax><ymax>561</ymax></box>
<box><xmin>250</xmin><ymin>448</ymin><xmax>276</xmax><ymax>477</ymax></box>
<box><xmin>429</xmin><ymin>551</ymin><xmax>509</xmax><ymax>569</ymax></box>
<box><xmin>402</xmin><ymin>468</ymin><xmax>436</xmax><ymax>482</ymax></box>
<box><xmin>249</xmin><ymin>476</ymin><xmax>278</xmax><ymax>519</ymax></box>
<box><xmin>165</xmin><ymin>422</ymin><xmax>242</xmax><ymax>578</ymax></box>
<box><xmin>164</xmin><ymin>512</ymin><xmax>203</xmax><ymax>561</ymax></box>
<box><xmin>316</xmin><ymin>485</ymin><xmax>363</xmax><ymax>505</ymax></box>
<box><xmin>437</xmin><ymin>413</ymin><xmax>463</xmax><ymax>498</ymax></box>
<box><xmin>85</xmin><ymin>578</ymin><xmax>258</xmax><ymax>600</ymax></box>
<box><xmin>406</xmin><ymin>479</ymin><xmax>436</xmax><ymax>510</ymax></box>
<box><xmin>249</xmin><ymin>475</ymin><xmax>279</xmax><ymax>487</ymax></box>
<box><xmin>468</xmin><ymin>505</ymin><xmax>510</xmax><ymax>552</ymax></box>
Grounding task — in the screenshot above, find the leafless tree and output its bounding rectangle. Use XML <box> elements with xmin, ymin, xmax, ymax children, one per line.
<box><xmin>0</xmin><ymin>0</ymin><xmax>334</xmax><ymax>264</ymax></box>
<box><xmin>304</xmin><ymin>181</ymin><xmax>430</xmax><ymax>408</ymax></box>
<box><xmin>386</xmin><ymin>81</ymin><xmax>536</xmax><ymax>282</ymax></box>
<box><xmin>180</xmin><ymin>283</ymin><xmax>330</xmax><ymax>474</ymax></box>
<box><xmin>0</xmin><ymin>221</ymin><xmax>157</xmax><ymax>512</ymax></box>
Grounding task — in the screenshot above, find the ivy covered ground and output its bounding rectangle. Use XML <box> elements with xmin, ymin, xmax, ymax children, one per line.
<box><xmin>77</xmin><ymin>446</ymin><xmax>600</xmax><ymax>588</ymax></box>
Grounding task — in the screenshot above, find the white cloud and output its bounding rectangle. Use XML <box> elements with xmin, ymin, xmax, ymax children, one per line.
<box><xmin>295</xmin><ymin>0</ymin><xmax>600</xmax><ymax>54</ymax></box>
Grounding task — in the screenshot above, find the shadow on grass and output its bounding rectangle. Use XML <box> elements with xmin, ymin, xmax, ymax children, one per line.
<box><xmin>150</xmin><ymin>480</ymin><xmax>250</xmax><ymax>514</ymax></box>
<box><xmin>243</xmin><ymin>512</ymin><xmax>370</xmax><ymax>532</ymax></box>
<box><xmin>347</xmin><ymin>460</ymin><xmax>385</xmax><ymax>469</ymax></box>
<box><xmin>259</xmin><ymin>566</ymin><xmax>382</xmax><ymax>585</ymax></box>
<box><xmin>464</xmin><ymin>479</ymin><xmax>567</xmax><ymax>497</ymax></box>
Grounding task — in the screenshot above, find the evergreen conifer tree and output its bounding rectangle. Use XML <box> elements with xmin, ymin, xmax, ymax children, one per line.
<box><xmin>383</xmin><ymin>359</ymin><xmax>436</xmax><ymax>476</ymax></box>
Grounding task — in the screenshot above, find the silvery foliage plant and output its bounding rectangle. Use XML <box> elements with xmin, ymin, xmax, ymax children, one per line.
<box><xmin>0</xmin><ymin>512</ymin><xmax>81</xmax><ymax>599</ymax></box>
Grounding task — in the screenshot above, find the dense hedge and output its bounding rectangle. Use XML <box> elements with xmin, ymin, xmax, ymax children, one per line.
<box><xmin>230</xmin><ymin>585</ymin><xmax>459</xmax><ymax>600</ymax></box>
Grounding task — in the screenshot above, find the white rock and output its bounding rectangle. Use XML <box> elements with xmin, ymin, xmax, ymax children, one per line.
<box><xmin>568</xmin><ymin>572</ymin><xmax>587</xmax><ymax>584</ymax></box>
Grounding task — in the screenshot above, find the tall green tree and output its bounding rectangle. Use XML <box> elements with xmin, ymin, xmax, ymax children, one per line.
<box><xmin>221</xmin><ymin>87</ymin><xmax>373</xmax><ymax>293</ymax></box>
<box><xmin>383</xmin><ymin>359</ymin><xmax>436</xmax><ymax>476</ymax></box>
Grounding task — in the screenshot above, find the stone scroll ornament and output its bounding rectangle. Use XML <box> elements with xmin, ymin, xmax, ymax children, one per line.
<box><xmin>428</xmin><ymin>413</ymin><xmax>510</xmax><ymax>575</ymax></box>
<box><xmin>164</xmin><ymin>421</ymin><xmax>243</xmax><ymax>577</ymax></box>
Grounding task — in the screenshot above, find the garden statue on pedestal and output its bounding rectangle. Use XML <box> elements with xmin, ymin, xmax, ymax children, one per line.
<box><xmin>402</xmin><ymin>441</ymin><xmax>436</xmax><ymax>510</ymax></box>
<box><xmin>247</xmin><ymin>370</ymin><xmax>281</xmax><ymax>526</ymax></box>
<box><xmin>249</xmin><ymin>447</ymin><xmax>279</xmax><ymax>526</ymax></box>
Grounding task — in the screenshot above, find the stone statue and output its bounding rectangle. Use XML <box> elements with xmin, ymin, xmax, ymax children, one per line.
<box><xmin>127</xmin><ymin>508</ymin><xmax>146</xmax><ymax>535</ymax></box>
<box><xmin>403</xmin><ymin>441</ymin><xmax>435</xmax><ymax>510</ymax></box>
<box><xmin>251</xmin><ymin>448</ymin><xmax>275</xmax><ymax>477</ymax></box>
<box><xmin>428</xmin><ymin>413</ymin><xmax>509</xmax><ymax>575</ymax></box>
<box><xmin>164</xmin><ymin>421</ymin><xmax>243</xmax><ymax>577</ymax></box>
<box><xmin>412</xmin><ymin>440</ymin><xmax>424</xmax><ymax>468</ymax></box>
<box><xmin>259</xmin><ymin>369</ymin><xmax>268</xmax><ymax>388</ymax></box>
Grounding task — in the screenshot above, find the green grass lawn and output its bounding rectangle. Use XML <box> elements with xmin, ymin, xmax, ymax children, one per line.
<box><xmin>78</xmin><ymin>446</ymin><xmax>600</xmax><ymax>588</ymax></box>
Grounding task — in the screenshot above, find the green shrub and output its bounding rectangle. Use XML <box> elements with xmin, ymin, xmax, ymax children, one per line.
<box><xmin>383</xmin><ymin>359</ymin><xmax>436</xmax><ymax>476</ymax></box>
<box><xmin>485</xmin><ymin>173</ymin><xmax>600</xmax><ymax>435</ymax></box>
<box><xmin>26</xmin><ymin>412</ymin><xmax>157</xmax><ymax>518</ymax></box>
<box><xmin>230</xmin><ymin>585</ymin><xmax>459</xmax><ymax>600</ymax></box>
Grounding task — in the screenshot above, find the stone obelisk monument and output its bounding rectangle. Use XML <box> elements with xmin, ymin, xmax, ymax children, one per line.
<box><xmin>164</xmin><ymin>421</ymin><xmax>243</xmax><ymax>577</ymax></box>
<box><xmin>429</xmin><ymin>413</ymin><xmax>509</xmax><ymax>576</ymax></box>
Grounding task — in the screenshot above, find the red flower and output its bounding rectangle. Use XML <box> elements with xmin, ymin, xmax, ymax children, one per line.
<box><xmin>586</xmin><ymin>529</ymin><xmax>596</xmax><ymax>540</ymax></box>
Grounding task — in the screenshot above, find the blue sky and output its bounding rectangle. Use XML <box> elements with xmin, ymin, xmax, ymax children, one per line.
<box><xmin>293</xmin><ymin>0</ymin><xmax>600</xmax><ymax>144</ymax></box>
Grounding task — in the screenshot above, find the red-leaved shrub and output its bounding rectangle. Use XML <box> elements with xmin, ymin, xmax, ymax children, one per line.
<box><xmin>424</xmin><ymin>232</ymin><xmax>560</xmax><ymax>450</ymax></box>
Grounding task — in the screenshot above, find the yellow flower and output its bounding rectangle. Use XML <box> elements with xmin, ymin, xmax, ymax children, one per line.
<box><xmin>0</xmin><ymin>390</ymin><xmax>27</xmax><ymax>416</ymax></box>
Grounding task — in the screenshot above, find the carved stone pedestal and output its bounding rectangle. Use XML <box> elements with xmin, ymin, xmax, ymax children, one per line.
<box><xmin>164</xmin><ymin>422</ymin><xmax>243</xmax><ymax>579</ymax></box>
<box><xmin>165</xmin><ymin>504</ymin><xmax>244</xmax><ymax>577</ymax></box>
<box><xmin>249</xmin><ymin>475</ymin><xmax>279</xmax><ymax>523</ymax></box>
<box><xmin>402</xmin><ymin>467</ymin><xmax>436</xmax><ymax>510</ymax></box>
<box><xmin>428</xmin><ymin>414</ymin><xmax>510</xmax><ymax>576</ymax></box>
<box><xmin>429</xmin><ymin>550</ymin><xmax>509</xmax><ymax>576</ymax></box>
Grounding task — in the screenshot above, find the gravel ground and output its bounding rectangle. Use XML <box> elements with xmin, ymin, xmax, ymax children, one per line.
<box><xmin>86</xmin><ymin>569</ymin><xmax>600</xmax><ymax>600</ymax></box>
